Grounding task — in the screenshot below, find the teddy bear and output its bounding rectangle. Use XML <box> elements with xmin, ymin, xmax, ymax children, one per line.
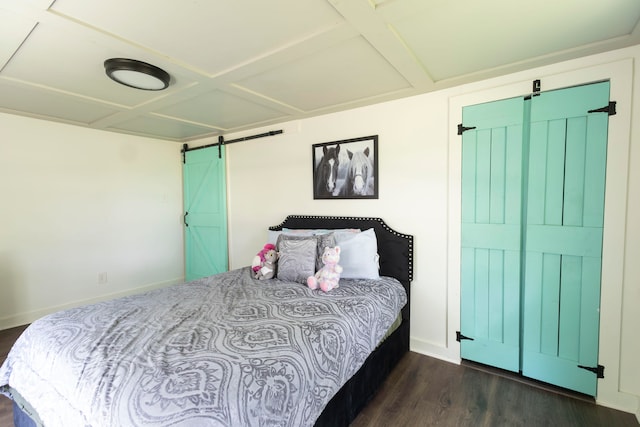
<box><xmin>252</xmin><ymin>243</ymin><xmax>276</xmax><ymax>277</ymax></box>
<box><xmin>255</xmin><ymin>248</ymin><xmax>278</xmax><ymax>280</ymax></box>
<box><xmin>307</xmin><ymin>246</ymin><xmax>342</xmax><ymax>292</ymax></box>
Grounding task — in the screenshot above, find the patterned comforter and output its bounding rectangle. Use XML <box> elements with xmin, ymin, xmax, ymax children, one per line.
<box><xmin>0</xmin><ymin>267</ymin><xmax>407</xmax><ymax>427</ymax></box>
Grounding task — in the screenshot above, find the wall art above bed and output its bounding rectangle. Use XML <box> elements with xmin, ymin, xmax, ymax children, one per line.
<box><xmin>312</xmin><ymin>135</ymin><xmax>378</xmax><ymax>199</ymax></box>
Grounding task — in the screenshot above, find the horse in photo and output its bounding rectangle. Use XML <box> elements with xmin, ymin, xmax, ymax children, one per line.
<box><xmin>341</xmin><ymin>147</ymin><xmax>374</xmax><ymax>197</ymax></box>
<box><xmin>314</xmin><ymin>144</ymin><xmax>341</xmax><ymax>197</ymax></box>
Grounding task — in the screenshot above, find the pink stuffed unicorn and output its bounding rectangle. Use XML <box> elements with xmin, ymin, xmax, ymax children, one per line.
<box><xmin>252</xmin><ymin>243</ymin><xmax>276</xmax><ymax>278</ymax></box>
<box><xmin>307</xmin><ymin>246</ymin><xmax>342</xmax><ymax>292</ymax></box>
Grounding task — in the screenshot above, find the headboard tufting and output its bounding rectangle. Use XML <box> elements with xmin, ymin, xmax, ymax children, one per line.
<box><xmin>270</xmin><ymin>215</ymin><xmax>413</xmax><ymax>322</ymax></box>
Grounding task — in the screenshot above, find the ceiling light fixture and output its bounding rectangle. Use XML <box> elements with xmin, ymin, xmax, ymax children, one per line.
<box><xmin>104</xmin><ymin>58</ymin><xmax>170</xmax><ymax>91</ymax></box>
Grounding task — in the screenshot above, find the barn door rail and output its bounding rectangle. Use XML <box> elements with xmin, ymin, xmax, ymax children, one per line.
<box><xmin>181</xmin><ymin>129</ymin><xmax>283</xmax><ymax>162</ymax></box>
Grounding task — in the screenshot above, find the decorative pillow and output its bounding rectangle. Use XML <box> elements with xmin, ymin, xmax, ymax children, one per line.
<box><xmin>277</xmin><ymin>233</ymin><xmax>337</xmax><ymax>272</ymax></box>
<box><xmin>267</xmin><ymin>228</ymin><xmax>314</xmax><ymax>245</ymax></box>
<box><xmin>335</xmin><ymin>228</ymin><xmax>380</xmax><ymax>279</ymax></box>
<box><xmin>276</xmin><ymin>236</ymin><xmax>317</xmax><ymax>284</ymax></box>
<box><xmin>268</xmin><ymin>228</ymin><xmax>359</xmax><ymax>245</ymax></box>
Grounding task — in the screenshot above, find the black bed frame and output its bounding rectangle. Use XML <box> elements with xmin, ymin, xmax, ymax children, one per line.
<box><xmin>269</xmin><ymin>215</ymin><xmax>413</xmax><ymax>427</ymax></box>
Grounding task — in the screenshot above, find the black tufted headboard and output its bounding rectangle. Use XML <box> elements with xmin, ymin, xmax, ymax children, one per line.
<box><xmin>269</xmin><ymin>215</ymin><xmax>413</xmax><ymax>320</ymax></box>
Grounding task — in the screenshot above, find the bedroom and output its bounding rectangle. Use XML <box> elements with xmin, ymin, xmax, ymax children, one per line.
<box><xmin>1</xmin><ymin>0</ymin><xmax>640</xmax><ymax>425</ymax></box>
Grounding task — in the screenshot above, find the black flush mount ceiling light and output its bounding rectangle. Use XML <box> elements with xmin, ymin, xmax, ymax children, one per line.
<box><xmin>104</xmin><ymin>58</ymin><xmax>170</xmax><ymax>91</ymax></box>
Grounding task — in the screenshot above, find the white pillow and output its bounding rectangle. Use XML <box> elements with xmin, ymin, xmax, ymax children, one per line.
<box><xmin>336</xmin><ymin>228</ymin><xmax>380</xmax><ymax>279</ymax></box>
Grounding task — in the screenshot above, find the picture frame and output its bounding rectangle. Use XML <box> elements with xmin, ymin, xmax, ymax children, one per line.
<box><xmin>312</xmin><ymin>135</ymin><xmax>378</xmax><ymax>199</ymax></box>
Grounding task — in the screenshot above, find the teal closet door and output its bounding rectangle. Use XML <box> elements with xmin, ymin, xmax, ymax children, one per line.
<box><xmin>183</xmin><ymin>146</ymin><xmax>228</xmax><ymax>281</ymax></box>
<box><xmin>522</xmin><ymin>82</ymin><xmax>609</xmax><ymax>396</ymax></box>
<box><xmin>460</xmin><ymin>96</ymin><xmax>524</xmax><ymax>372</ymax></box>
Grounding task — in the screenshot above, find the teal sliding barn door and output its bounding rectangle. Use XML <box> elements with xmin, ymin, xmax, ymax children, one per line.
<box><xmin>460</xmin><ymin>81</ymin><xmax>610</xmax><ymax>396</ymax></box>
<box><xmin>522</xmin><ymin>82</ymin><xmax>609</xmax><ymax>396</ymax></box>
<box><xmin>460</xmin><ymin>96</ymin><xmax>524</xmax><ymax>372</ymax></box>
<box><xmin>183</xmin><ymin>146</ymin><xmax>228</xmax><ymax>281</ymax></box>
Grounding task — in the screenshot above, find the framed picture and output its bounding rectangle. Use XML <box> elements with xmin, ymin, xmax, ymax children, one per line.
<box><xmin>312</xmin><ymin>135</ymin><xmax>378</xmax><ymax>199</ymax></box>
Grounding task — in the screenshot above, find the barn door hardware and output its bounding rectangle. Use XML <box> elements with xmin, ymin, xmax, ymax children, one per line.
<box><xmin>457</xmin><ymin>124</ymin><xmax>476</xmax><ymax>135</ymax></box>
<box><xmin>182</xmin><ymin>144</ymin><xmax>188</xmax><ymax>164</ymax></box>
<box><xmin>588</xmin><ymin>101</ymin><xmax>617</xmax><ymax>116</ymax></box>
<box><xmin>578</xmin><ymin>364</ymin><xmax>605</xmax><ymax>378</ymax></box>
<box><xmin>180</xmin><ymin>130</ymin><xmax>283</xmax><ymax>158</ymax></box>
<box><xmin>456</xmin><ymin>331</ymin><xmax>474</xmax><ymax>342</ymax></box>
<box><xmin>183</xmin><ymin>211</ymin><xmax>189</xmax><ymax>227</ymax></box>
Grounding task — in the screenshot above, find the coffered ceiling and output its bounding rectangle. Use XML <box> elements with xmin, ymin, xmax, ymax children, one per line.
<box><xmin>2</xmin><ymin>0</ymin><xmax>640</xmax><ymax>142</ymax></box>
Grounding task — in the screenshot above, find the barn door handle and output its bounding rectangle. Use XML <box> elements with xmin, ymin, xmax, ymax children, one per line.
<box><xmin>183</xmin><ymin>211</ymin><xmax>189</xmax><ymax>227</ymax></box>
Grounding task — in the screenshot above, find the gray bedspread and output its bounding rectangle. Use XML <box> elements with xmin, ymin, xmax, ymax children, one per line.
<box><xmin>0</xmin><ymin>267</ymin><xmax>407</xmax><ymax>426</ymax></box>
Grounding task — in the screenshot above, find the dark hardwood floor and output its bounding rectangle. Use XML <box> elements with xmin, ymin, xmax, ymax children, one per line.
<box><xmin>1</xmin><ymin>325</ymin><xmax>637</xmax><ymax>427</ymax></box>
<box><xmin>0</xmin><ymin>324</ymin><xmax>29</xmax><ymax>427</ymax></box>
<box><xmin>351</xmin><ymin>351</ymin><xmax>639</xmax><ymax>427</ymax></box>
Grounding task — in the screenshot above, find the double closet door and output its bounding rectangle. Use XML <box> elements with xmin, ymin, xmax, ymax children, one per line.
<box><xmin>459</xmin><ymin>81</ymin><xmax>611</xmax><ymax>396</ymax></box>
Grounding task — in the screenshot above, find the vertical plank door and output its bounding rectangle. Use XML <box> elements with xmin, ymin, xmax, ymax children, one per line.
<box><xmin>522</xmin><ymin>81</ymin><xmax>610</xmax><ymax>396</ymax></box>
<box><xmin>183</xmin><ymin>145</ymin><xmax>228</xmax><ymax>281</ymax></box>
<box><xmin>460</xmin><ymin>96</ymin><xmax>524</xmax><ymax>372</ymax></box>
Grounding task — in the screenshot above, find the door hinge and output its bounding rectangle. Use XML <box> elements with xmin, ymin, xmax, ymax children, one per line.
<box><xmin>588</xmin><ymin>101</ymin><xmax>616</xmax><ymax>116</ymax></box>
<box><xmin>532</xmin><ymin>79</ymin><xmax>541</xmax><ymax>96</ymax></box>
<box><xmin>457</xmin><ymin>124</ymin><xmax>477</xmax><ymax>135</ymax></box>
<box><xmin>578</xmin><ymin>364</ymin><xmax>605</xmax><ymax>378</ymax></box>
<box><xmin>456</xmin><ymin>331</ymin><xmax>474</xmax><ymax>342</ymax></box>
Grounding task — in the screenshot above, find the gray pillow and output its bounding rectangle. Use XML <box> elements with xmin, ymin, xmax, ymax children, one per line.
<box><xmin>276</xmin><ymin>236</ymin><xmax>317</xmax><ymax>284</ymax></box>
<box><xmin>276</xmin><ymin>233</ymin><xmax>337</xmax><ymax>272</ymax></box>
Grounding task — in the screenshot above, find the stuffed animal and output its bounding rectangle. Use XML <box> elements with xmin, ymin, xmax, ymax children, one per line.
<box><xmin>252</xmin><ymin>243</ymin><xmax>276</xmax><ymax>276</ymax></box>
<box><xmin>307</xmin><ymin>246</ymin><xmax>342</xmax><ymax>292</ymax></box>
<box><xmin>255</xmin><ymin>248</ymin><xmax>278</xmax><ymax>280</ymax></box>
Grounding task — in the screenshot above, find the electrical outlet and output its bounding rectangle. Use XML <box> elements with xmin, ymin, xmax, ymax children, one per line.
<box><xmin>98</xmin><ymin>272</ymin><xmax>108</xmax><ymax>284</ymax></box>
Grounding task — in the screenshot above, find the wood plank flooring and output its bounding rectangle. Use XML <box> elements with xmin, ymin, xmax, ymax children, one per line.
<box><xmin>0</xmin><ymin>324</ymin><xmax>28</xmax><ymax>427</ymax></box>
<box><xmin>1</xmin><ymin>325</ymin><xmax>638</xmax><ymax>427</ymax></box>
<box><xmin>351</xmin><ymin>351</ymin><xmax>639</xmax><ymax>427</ymax></box>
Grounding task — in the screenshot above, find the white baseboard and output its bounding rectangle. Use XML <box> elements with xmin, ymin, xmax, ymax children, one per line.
<box><xmin>410</xmin><ymin>337</ymin><xmax>460</xmax><ymax>365</ymax></box>
<box><xmin>0</xmin><ymin>277</ymin><xmax>184</xmax><ymax>331</ymax></box>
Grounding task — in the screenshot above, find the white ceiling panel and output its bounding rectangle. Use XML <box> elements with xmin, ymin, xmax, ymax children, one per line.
<box><xmin>50</xmin><ymin>0</ymin><xmax>345</xmax><ymax>75</ymax></box>
<box><xmin>0</xmin><ymin>19</ymin><xmax>194</xmax><ymax>107</ymax></box>
<box><xmin>154</xmin><ymin>90</ymin><xmax>289</xmax><ymax>130</ymax></box>
<box><xmin>0</xmin><ymin>80</ymin><xmax>118</xmax><ymax>124</ymax></box>
<box><xmin>383</xmin><ymin>0</ymin><xmax>640</xmax><ymax>81</ymax></box>
<box><xmin>1</xmin><ymin>0</ymin><xmax>639</xmax><ymax>141</ymax></box>
<box><xmin>237</xmin><ymin>36</ymin><xmax>410</xmax><ymax>111</ymax></box>
<box><xmin>108</xmin><ymin>116</ymin><xmax>216</xmax><ymax>141</ymax></box>
<box><xmin>0</xmin><ymin>9</ymin><xmax>37</xmax><ymax>70</ymax></box>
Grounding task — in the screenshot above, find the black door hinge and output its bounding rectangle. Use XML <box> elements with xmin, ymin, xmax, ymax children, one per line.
<box><xmin>456</xmin><ymin>331</ymin><xmax>474</xmax><ymax>342</ymax></box>
<box><xmin>532</xmin><ymin>79</ymin><xmax>541</xmax><ymax>96</ymax></box>
<box><xmin>457</xmin><ymin>124</ymin><xmax>477</xmax><ymax>135</ymax></box>
<box><xmin>578</xmin><ymin>364</ymin><xmax>605</xmax><ymax>378</ymax></box>
<box><xmin>588</xmin><ymin>101</ymin><xmax>616</xmax><ymax>116</ymax></box>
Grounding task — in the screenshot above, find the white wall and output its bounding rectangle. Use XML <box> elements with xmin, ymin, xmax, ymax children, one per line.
<box><xmin>218</xmin><ymin>46</ymin><xmax>640</xmax><ymax>416</ymax></box>
<box><xmin>1</xmin><ymin>44</ymin><xmax>638</xmax><ymax>418</ymax></box>
<box><xmin>0</xmin><ymin>113</ymin><xmax>185</xmax><ymax>328</ymax></box>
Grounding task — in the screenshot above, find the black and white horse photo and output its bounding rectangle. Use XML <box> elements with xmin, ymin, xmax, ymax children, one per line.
<box><xmin>314</xmin><ymin>144</ymin><xmax>341</xmax><ymax>197</ymax></box>
<box><xmin>313</xmin><ymin>135</ymin><xmax>378</xmax><ymax>199</ymax></box>
<box><xmin>340</xmin><ymin>147</ymin><xmax>374</xmax><ymax>197</ymax></box>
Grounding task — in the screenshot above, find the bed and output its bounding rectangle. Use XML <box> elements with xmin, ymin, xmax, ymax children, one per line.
<box><xmin>1</xmin><ymin>215</ymin><xmax>413</xmax><ymax>427</ymax></box>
